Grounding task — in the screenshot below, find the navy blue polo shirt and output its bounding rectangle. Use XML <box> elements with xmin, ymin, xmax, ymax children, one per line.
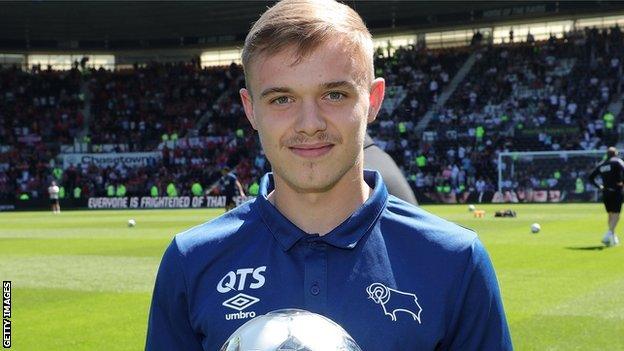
<box><xmin>146</xmin><ymin>170</ymin><xmax>512</xmax><ymax>350</ymax></box>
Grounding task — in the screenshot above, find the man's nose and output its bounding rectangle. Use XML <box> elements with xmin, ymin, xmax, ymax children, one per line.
<box><xmin>294</xmin><ymin>99</ymin><xmax>327</xmax><ymax>136</ymax></box>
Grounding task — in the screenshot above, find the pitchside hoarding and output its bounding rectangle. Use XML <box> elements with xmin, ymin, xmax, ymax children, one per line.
<box><xmin>61</xmin><ymin>152</ymin><xmax>161</xmax><ymax>169</ymax></box>
<box><xmin>87</xmin><ymin>196</ymin><xmax>249</xmax><ymax>209</ymax></box>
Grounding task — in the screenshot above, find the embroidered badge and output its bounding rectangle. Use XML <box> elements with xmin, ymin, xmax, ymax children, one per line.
<box><xmin>366</xmin><ymin>283</ymin><xmax>422</xmax><ymax>323</ymax></box>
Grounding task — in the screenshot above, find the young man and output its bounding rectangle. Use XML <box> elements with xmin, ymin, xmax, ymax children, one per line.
<box><xmin>589</xmin><ymin>146</ymin><xmax>624</xmax><ymax>247</ymax></box>
<box><xmin>146</xmin><ymin>1</ymin><xmax>512</xmax><ymax>349</ymax></box>
<box><xmin>48</xmin><ymin>180</ymin><xmax>60</xmax><ymax>214</ymax></box>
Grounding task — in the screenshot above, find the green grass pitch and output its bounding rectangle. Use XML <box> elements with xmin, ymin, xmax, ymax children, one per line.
<box><xmin>1</xmin><ymin>203</ymin><xmax>623</xmax><ymax>350</ymax></box>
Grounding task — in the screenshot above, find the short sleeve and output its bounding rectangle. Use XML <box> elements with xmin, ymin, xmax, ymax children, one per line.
<box><xmin>444</xmin><ymin>239</ymin><xmax>513</xmax><ymax>350</ymax></box>
<box><xmin>145</xmin><ymin>239</ymin><xmax>204</xmax><ymax>351</ymax></box>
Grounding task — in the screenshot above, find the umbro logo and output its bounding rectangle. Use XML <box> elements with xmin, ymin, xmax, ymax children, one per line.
<box><xmin>222</xmin><ymin>293</ymin><xmax>259</xmax><ymax>311</ymax></box>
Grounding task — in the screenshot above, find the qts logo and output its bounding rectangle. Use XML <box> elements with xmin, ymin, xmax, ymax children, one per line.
<box><xmin>217</xmin><ymin>266</ymin><xmax>266</xmax><ymax>293</ymax></box>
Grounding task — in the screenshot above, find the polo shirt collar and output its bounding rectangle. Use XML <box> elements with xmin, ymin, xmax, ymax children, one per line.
<box><xmin>255</xmin><ymin>170</ymin><xmax>388</xmax><ymax>251</ymax></box>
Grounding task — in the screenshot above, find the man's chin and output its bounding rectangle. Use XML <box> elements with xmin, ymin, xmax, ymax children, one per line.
<box><xmin>282</xmin><ymin>174</ymin><xmax>339</xmax><ymax>194</ymax></box>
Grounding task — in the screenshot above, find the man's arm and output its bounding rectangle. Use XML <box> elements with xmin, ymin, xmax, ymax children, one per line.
<box><xmin>588</xmin><ymin>166</ymin><xmax>602</xmax><ymax>189</ymax></box>
<box><xmin>363</xmin><ymin>136</ymin><xmax>418</xmax><ymax>205</ymax></box>
<box><xmin>443</xmin><ymin>239</ymin><xmax>513</xmax><ymax>350</ymax></box>
<box><xmin>205</xmin><ymin>177</ymin><xmax>222</xmax><ymax>195</ymax></box>
<box><xmin>146</xmin><ymin>239</ymin><xmax>203</xmax><ymax>351</ymax></box>
<box><xmin>235</xmin><ymin>179</ymin><xmax>246</xmax><ymax>197</ymax></box>
<box><xmin>618</xmin><ymin>159</ymin><xmax>624</xmax><ymax>186</ymax></box>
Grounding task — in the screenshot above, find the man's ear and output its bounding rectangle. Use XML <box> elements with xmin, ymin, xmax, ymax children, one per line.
<box><xmin>240</xmin><ymin>88</ymin><xmax>258</xmax><ymax>130</ymax></box>
<box><xmin>367</xmin><ymin>77</ymin><xmax>385</xmax><ymax>124</ymax></box>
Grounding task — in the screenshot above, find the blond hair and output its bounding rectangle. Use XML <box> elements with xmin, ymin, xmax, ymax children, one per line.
<box><xmin>241</xmin><ymin>0</ymin><xmax>374</xmax><ymax>93</ymax></box>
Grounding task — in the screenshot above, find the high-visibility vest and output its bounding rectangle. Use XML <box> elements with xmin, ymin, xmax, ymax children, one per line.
<box><xmin>73</xmin><ymin>187</ymin><xmax>82</xmax><ymax>199</ymax></box>
<box><xmin>59</xmin><ymin>186</ymin><xmax>66</xmax><ymax>199</ymax></box>
<box><xmin>53</xmin><ymin>167</ymin><xmax>63</xmax><ymax>180</ymax></box>
<box><xmin>416</xmin><ymin>155</ymin><xmax>427</xmax><ymax>167</ymax></box>
<box><xmin>107</xmin><ymin>185</ymin><xmax>115</xmax><ymax>197</ymax></box>
<box><xmin>575</xmin><ymin>178</ymin><xmax>585</xmax><ymax>194</ymax></box>
<box><xmin>150</xmin><ymin>186</ymin><xmax>159</xmax><ymax>197</ymax></box>
<box><xmin>167</xmin><ymin>183</ymin><xmax>178</xmax><ymax>197</ymax></box>
<box><xmin>191</xmin><ymin>183</ymin><xmax>203</xmax><ymax>197</ymax></box>
<box><xmin>476</xmin><ymin>126</ymin><xmax>485</xmax><ymax>138</ymax></box>
<box><xmin>398</xmin><ymin>122</ymin><xmax>407</xmax><ymax>134</ymax></box>
<box><xmin>248</xmin><ymin>182</ymin><xmax>259</xmax><ymax>196</ymax></box>
<box><xmin>116</xmin><ymin>184</ymin><xmax>126</xmax><ymax>197</ymax></box>
<box><xmin>604</xmin><ymin>112</ymin><xmax>615</xmax><ymax>129</ymax></box>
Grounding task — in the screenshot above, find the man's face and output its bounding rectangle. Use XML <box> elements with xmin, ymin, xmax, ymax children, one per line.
<box><xmin>240</xmin><ymin>39</ymin><xmax>385</xmax><ymax>193</ymax></box>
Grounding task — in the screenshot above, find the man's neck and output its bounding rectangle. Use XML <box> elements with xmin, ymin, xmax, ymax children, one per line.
<box><xmin>268</xmin><ymin>168</ymin><xmax>371</xmax><ymax>236</ymax></box>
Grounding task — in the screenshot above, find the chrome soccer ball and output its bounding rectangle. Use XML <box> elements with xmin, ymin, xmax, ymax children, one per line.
<box><xmin>531</xmin><ymin>223</ymin><xmax>541</xmax><ymax>233</ymax></box>
<box><xmin>220</xmin><ymin>309</ymin><xmax>362</xmax><ymax>351</ymax></box>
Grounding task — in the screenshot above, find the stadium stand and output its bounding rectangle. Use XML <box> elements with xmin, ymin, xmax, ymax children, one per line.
<box><xmin>0</xmin><ymin>65</ymin><xmax>85</xmax><ymax>201</ymax></box>
<box><xmin>405</xmin><ymin>26</ymin><xmax>624</xmax><ymax>202</ymax></box>
<box><xmin>2</xmin><ymin>23</ymin><xmax>624</xmax><ymax>205</ymax></box>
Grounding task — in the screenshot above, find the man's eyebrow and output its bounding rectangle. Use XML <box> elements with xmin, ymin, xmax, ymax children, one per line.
<box><xmin>259</xmin><ymin>87</ymin><xmax>293</xmax><ymax>99</ymax></box>
<box><xmin>321</xmin><ymin>81</ymin><xmax>357</xmax><ymax>91</ymax></box>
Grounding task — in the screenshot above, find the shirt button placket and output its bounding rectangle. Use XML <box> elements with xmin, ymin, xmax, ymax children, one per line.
<box><xmin>304</xmin><ymin>238</ymin><xmax>327</xmax><ymax>313</ymax></box>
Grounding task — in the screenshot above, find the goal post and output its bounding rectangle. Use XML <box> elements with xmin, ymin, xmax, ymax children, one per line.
<box><xmin>497</xmin><ymin>150</ymin><xmax>606</xmax><ymax>202</ymax></box>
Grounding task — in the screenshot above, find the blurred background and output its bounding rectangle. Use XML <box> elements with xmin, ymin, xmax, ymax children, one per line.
<box><xmin>3</xmin><ymin>1</ymin><xmax>624</xmax><ymax>208</ymax></box>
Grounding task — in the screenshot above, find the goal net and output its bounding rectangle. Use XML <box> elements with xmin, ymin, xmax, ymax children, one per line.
<box><xmin>496</xmin><ymin>150</ymin><xmax>606</xmax><ymax>203</ymax></box>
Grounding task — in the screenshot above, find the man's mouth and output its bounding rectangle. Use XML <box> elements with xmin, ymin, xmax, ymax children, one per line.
<box><xmin>288</xmin><ymin>143</ymin><xmax>334</xmax><ymax>158</ymax></box>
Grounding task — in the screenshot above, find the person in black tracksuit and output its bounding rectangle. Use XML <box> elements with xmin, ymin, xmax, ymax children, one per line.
<box><xmin>589</xmin><ymin>147</ymin><xmax>624</xmax><ymax>246</ymax></box>
<box><xmin>363</xmin><ymin>134</ymin><xmax>418</xmax><ymax>205</ymax></box>
<box><xmin>207</xmin><ymin>167</ymin><xmax>246</xmax><ymax>212</ymax></box>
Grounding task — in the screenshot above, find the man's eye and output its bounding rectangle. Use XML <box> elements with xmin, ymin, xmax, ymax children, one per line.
<box><xmin>271</xmin><ymin>96</ymin><xmax>292</xmax><ymax>105</ymax></box>
<box><xmin>326</xmin><ymin>91</ymin><xmax>346</xmax><ymax>101</ymax></box>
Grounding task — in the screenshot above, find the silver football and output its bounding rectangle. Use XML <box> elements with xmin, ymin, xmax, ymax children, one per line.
<box><xmin>220</xmin><ymin>309</ymin><xmax>362</xmax><ymax>351</ymax></box>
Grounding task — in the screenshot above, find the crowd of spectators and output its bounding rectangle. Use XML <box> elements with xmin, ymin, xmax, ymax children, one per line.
<box><xmin>0</xmin><ymin>64</ymin><xmax>84</xmax><ymax>201</ymax></box>
<box><xmin>379</xmin><ymin>25</ymin><xmax>624</xmax><ymax>202</ymax></box>
<box><xmin>1</xmin><ymin>25</ymin><xmax>624</xmax><ymax>203</ymax></box>
<box><xmin>0</xmin><ymin>64</ymin><xmax>85</xmax><ymax>145</ymax></box>
<box><xmin>88</xmin><ymin>60</ymin><xmax>243</xmax><ymax>150</ymax></box>
<box><xmin>373</xmin><ymin>44</ymin><xmax>469</xmax><ymax>124</ymax></box>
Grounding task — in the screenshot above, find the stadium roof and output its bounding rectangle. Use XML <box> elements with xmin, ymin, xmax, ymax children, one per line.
<box><xmin>2</xmin><ymin>1</ymin><xmax>624</xmax><ymax>51</ymax></box>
